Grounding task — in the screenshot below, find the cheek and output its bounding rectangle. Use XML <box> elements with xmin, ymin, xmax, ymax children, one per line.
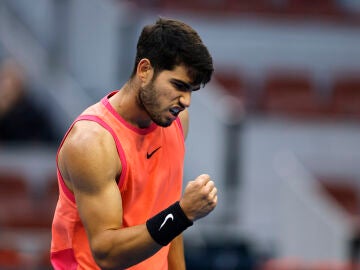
<box><xmin>154</xmin><ymin>84</ymin><xmax>174</xmax><ymax>100</ymax></box>
<box><xmin>151</xmin><ymin>78</ymin><xmax>179</xmax><ymax>103</ymax></box>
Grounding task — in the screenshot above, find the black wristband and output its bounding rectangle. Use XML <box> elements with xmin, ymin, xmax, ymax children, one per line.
<box><xmin>146</xmin><ymin>201</ymin><xmax>193</xmax><ymax>246</ymax></box>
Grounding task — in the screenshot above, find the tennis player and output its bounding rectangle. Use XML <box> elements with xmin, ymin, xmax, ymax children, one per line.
<box><xmin>51</xmin><ymin>18</ymin><xmax>217</xmax><ymax>270</ymax></box>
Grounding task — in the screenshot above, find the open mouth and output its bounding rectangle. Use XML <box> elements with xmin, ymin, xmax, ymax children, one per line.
<box><xmin>169</xmin><ymin>107</ymin><xmax>182</xmax><ymax>117</ymax></box>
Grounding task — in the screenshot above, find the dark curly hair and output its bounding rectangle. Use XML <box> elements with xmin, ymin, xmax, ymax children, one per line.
<box><xmin>131</xmin><ymin>18</ymin><xmax>214</xmax><ymax>87</ymax></box>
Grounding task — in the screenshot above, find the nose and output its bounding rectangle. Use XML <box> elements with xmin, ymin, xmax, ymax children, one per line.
<box><xmin>179</xmin><ymin>91</ymin><xmax>191</xmax><ymax>108</ymax></box>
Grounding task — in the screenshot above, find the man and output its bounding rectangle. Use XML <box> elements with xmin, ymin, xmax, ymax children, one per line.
<box><xmin>51</xmin><ymin>18</ymin><xmax>218</xmax><ymax>270</ymax></box>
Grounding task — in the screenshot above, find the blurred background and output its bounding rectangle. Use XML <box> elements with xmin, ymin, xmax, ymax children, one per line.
<box><xmin>0</xmin><ymin>0</ymin><xmax>360</xmax><ymax>269</ymax></box>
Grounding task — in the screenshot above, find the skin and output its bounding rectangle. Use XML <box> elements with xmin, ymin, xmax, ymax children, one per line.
<box><xmin>57</xmin><ymin>58</ymin><xmax>218</xmax><ymax>270</ymax></box>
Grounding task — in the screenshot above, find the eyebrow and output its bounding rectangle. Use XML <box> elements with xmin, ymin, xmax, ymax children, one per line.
<box><xmin>171</xmin><ymin>79</ymin><xmax>200</xmax><ymax>91</ymax></box>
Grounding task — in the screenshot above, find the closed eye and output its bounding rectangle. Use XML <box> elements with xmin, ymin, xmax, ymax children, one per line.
<box><xmin>171</xmin><ymin>79</ymin><xmax>200</xmax><ymax>92</ymax></box>
<box><xmin>172</xmin><ymin>81</ymin><xmax>189</xmax><ymax>92</ymax></box>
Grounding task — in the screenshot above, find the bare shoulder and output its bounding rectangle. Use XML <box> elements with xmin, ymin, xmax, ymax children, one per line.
<box><xmin>58</xmin><ymin>120</ymin><xmax>121</xmax><ymax>192</ymax></box>
<box><xmin>178</xmin><ymin>109</ymin><xmax>189</xmax><ymax>140</ymax></box>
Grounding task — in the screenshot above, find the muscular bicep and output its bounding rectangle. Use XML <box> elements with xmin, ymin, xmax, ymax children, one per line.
<box><xmin>60</xmin><ymin>121</ymin><xmax>123</xmax><ymax>238</ymax></box>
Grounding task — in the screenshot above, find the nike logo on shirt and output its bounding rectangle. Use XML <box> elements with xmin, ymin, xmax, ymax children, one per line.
<box><xmin>146</xmin><ymin>146</ymin><xmax>161</xmax><ymax>159</ymax></box>
<box><xmin>159</xmin><ymin>213</ymin><xmax>174</xmax><ymax>231</ymax></box>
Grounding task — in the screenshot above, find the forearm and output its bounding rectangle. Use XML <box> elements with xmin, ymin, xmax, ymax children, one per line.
<box><xmin>168</xmin><ymin>234</ymin><xmax>186</xmax><ymax>270</ymax></box>
<box><xmin>91</xmin><ymin>224</ymin><xmax>162</xmax><ymax>270</ymax></box>
<box><xmin>88</xmin><ymin>201</ymin><xmax>193</xmax><ymax>269</ymax></box>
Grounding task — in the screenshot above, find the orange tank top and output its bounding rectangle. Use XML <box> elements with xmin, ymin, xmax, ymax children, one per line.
<box><xmin>51</xmin><ymin>91</ymin><xmax>185</xmax><ymax>270</ymax></box>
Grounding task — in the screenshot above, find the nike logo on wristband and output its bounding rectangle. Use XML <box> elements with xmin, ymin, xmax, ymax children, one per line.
<box><xmin>158</xmin><ymin>213</ymin><xmax>174</xmax><ymax>231</ymax></box>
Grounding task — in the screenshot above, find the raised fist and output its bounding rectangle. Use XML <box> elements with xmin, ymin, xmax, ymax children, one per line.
<box><xmin>179</xmin><ymin>174</ymin><xmax>218</xmax><ymax>221</ymax></box>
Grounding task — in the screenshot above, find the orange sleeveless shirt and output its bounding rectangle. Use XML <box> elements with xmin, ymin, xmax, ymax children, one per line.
<box><xmin>51</xmin><ymin>91</ymin><xmax>185</xmax><ymax>270</ymax></box>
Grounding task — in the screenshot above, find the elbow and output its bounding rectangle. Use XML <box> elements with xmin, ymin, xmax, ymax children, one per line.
<box><xmin>94</xmin><ymin>259</ymin><xmax>120</xmax><ymax>270</ymax></box>
<box><xmin>91</xmin><ymin>243</ymin><xmax>128</xmax><ymax>270</ymax></box>
<box><xmin>93</xmin><ymin>250</ymin><xmax>125</xmax><ymax>270</ymax></box>
<box><xmin>91</xmin><ymin>239</ymin><xmax>117</xmax><ymax>270</ymax></box>
<box><xmin>94</xmin><ymin>260</ymin><xmax>115</xmax><ymax>270</ymax></box>
<box><xmin>90</xmin><ymin>231</ymin><xmax>158</xmax><ymax>269</ymax></box>
<box><xmin>92</xmin><ymin>248</ymin><xmax>114</xmax><ymax>270</ymax></box>
<box><xmin>94</xmin><ymin>256</ymin><xmax>131</xmax><ymax>270</ymax></box>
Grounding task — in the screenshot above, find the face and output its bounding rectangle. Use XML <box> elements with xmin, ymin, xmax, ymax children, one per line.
<box><xmin>138</xmin><ymin>65</ymin><xmax>200</xmax><ymax>127</ymax></box>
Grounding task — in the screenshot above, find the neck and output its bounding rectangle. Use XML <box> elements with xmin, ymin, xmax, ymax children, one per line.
<box><xmin>109</xmin><ymin>81</ymin><xmax>152</xmax><ymax>128</ymax></box>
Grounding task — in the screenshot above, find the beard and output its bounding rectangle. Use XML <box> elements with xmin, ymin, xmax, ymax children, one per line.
<box><xmin>137</xmin><ymin>82</ymin><xmax>173</xmax><ymax>128</ymax></box>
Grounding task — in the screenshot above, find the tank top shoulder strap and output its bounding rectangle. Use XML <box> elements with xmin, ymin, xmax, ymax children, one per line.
<box><xmin>75</xmin><ymin>114</ymin><xmax>127</xmax><ymax>188</ymax></box>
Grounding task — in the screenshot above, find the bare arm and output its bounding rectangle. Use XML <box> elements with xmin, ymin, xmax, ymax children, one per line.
<box><xmin>58</xmin><ymin>120</ymin><xmax>217</xmax><ymax>270</ymax></box>
<box><xmin>170</xmin><ymin>109</ymin><xmax>189</xmax><ymax>269</ymax></box>
<box><xmin>58</xmin><ymin>121</ymin><xmax>162</xmax><ymax>269</ymax></box>
<box><xmin>168</xmin><ymin>234</ymin><xmax>186</xmax><ymax>270</ymax></box>
<box><xmin>178</xmin><ymin>109</ymin><xmax>189</xmax><ymax>140</ymax></box>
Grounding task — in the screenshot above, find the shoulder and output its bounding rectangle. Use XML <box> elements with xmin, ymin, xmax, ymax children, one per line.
<box><xmin>178</xmin><ymin>109</ymin><xmax>189</xmax><ymax>140</ymax></box>
<box><xmin>64</xmin><ymin>120</ymin><xmax>116</xmax><ymax>157</ymax></box>
<box><xmin>58</xmin><ymin>120</ymin><xmax>121</xmax><ymax>190</ymax></box>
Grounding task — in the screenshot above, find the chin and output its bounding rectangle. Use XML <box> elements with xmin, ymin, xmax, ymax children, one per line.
<box><xmin>153</xmin><ymin>117</ymin><xmax>173</xmax><ymax>128</ymax></box>
<box><xmin>150</xmin><ymin>111</ymin><xmax>176</xmax><ymax>127</ymax></box>
<box><xmin>158</xmin><ymin>120</ymin><xmax>173</xmax><ymax>128</ymax></box>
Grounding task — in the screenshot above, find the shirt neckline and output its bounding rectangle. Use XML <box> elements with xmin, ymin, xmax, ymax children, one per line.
<box><xmin>101</xmin><ymin>91</ymin><xmax>158</xmax><ymax>135</ymax></box>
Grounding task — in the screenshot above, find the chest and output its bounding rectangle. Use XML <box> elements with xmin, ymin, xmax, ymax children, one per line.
<box><xmin>118</xmin><ymin>127</ymin><xmax>185</xmax><ymax>218</ymax></box>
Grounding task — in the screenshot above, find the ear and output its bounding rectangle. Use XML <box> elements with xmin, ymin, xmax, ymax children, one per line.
<box><xmin>137</xmin><ymin>58</ymin><xmax>153</xmax><ymax>83</ymax></box>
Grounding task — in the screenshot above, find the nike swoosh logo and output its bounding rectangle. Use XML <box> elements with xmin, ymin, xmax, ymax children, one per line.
<box><xmin>158</xmin><ymin>213</ymin><xmax>174</xmax><ymax>231</ymax></box>
<box><xmin>146</xmin><ymin>146</ymin><xmax>161</xmax><ymax>159</ymax></box>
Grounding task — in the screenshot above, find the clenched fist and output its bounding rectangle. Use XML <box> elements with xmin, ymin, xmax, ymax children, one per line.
<box><xmin>179</xmin><ymin>174</ymin><xmax>218</xmax><ymax>221</ymax></box>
